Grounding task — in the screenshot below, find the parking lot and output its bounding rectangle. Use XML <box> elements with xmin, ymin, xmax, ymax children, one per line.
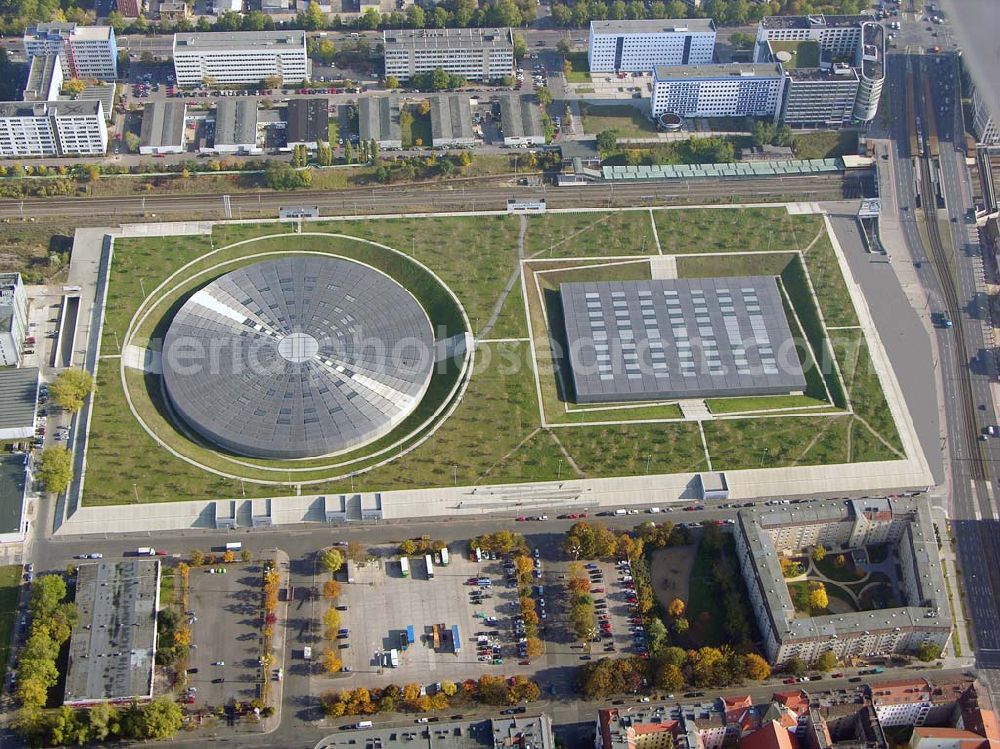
<box><xmin>185</xmin><ymin>561</ymin><xmax>264</xmax><ymax>710</ymax></box>
<box><xmin>324</xmin><ymin>548</ymin><xmax>543</xmax><ymax>690</ymax></box>
<box><xmin>314</xmin><ymin>539</ymin><xmax>654</xmax><ymax>696</ymax></box>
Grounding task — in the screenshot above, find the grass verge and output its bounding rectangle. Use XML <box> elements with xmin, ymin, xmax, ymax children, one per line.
<box><xmin>0</xmin><ymin>565</ymin><xmax>21</xmax><ymax>672</ymax></box>
<box><xmin>580</xmin><ymin>104</ymin><xmax>657</xmax><ymax>137</ymax></box>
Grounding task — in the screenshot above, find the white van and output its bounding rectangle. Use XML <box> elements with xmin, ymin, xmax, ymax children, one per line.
<box><xmin>356</xmin><ymin>721</ymin><xmax>373</xmax><ymax>729</ymax></box>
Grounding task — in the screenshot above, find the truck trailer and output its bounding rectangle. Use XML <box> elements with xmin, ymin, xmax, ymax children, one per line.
<box><xmin>400</xmin><ymin>557</ymin><xmax>410</xmax><ymax>577</ymax></box>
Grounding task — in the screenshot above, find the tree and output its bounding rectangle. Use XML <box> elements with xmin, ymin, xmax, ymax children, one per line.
<box><xmin>135</xmin><ymin>697</ymin><xmax>183</xmax><ymax>740</ymax></box>
<box><xmin>646</xmin><ymin>618</ymin><xmax>668</xmax><ymax>653</ymax></box>
<box><xmin>808</xmin><ymin>582</ymin><xmax>828</xmax><ymax>612</ymax></box>
<box><xmin>667</xmin><ymin>598</ymin><xmax>686</xmax><ymax>618</ymax></box>
<box><xmin>322</xmin><ymin>649</ymin><xmax>343</xmax><ymax>673</ymax></box>
<box><xmin>323</xmin><ymin>607</ymin><xmax>341</xmax><ymax>638</ymax></box>
<box><xmin>320</xmin><ymin>548</ymin><xmax>344</xmax><ymax>573</ymax></box>
<box><xmin>347</xmin><ymin>541</ymin><xmax>366</xmax><ymax>564</ymax></box>
<box><xmin>240</xmin><ymin>549</ymin><xmax>251</xmax><ymax>562</ymax></box>
<box><xmin>124</xmin><ymin>131</ymin><xmax>140</xmax><ymax>152</ymax></box>
<box><xmin>916</xmin><ymin>643</ymin><xmax>942</xmax><ymax>662</ymax></box>
<box><xmin>752</xmin><ymin>120</ymin><xmax>775</xmax><ymax>147</ymax></box>
<box><xmin>557</xmin><ymin>38</ymin><xmax>571</xmax><ymax>56</ymax></box>
<box><xmin>399</xmin><ymin>539</ymin><xmax>418</xmax><ymax>555</ymax></box>
<box><xmin>263</xmin><ymin>160</ymin><xmax>309</xmax><ymax>190</ymax></box>
<box><xmin>222</xmin><ymin>550</ymin><xmax>235</xmax><ymax>563</ymax></box>
<box><xmin>535</xmin><ymin>87</ymin><xmax>553</xmax><ymax>107</ymax></box>
<box><xmin>785</xmin><ymin>656</ymin><xmax>807</xmax><ymax>677</ymax></box>
<box><xmin>656</xmin><ymin>663</ymin><xmax>684</xmax><ymax>692</ymax></box>
<box><xmin>596</xmin><ymin>129</ymin><xmax>619</xmax><ymax>153</ymax></box>
<box><xmin>190</xmin><ymin>549</ymin><xmax>204</xmax><ymax>566</ymax></box>
<box><xmin>406</xmin><ymin>4</ymin><xmax>425</xmax><ymax>27</ymax></box>
<box><xmin>813</xmin><ymin>650</ymin><xmax>837</xmax><ymax>672</ymax></box>
<box><xmin>744</xmin><ymin>653</ymin><xmax>771</xmax><ymax>681</ymax></box>
<box><xmin>834</xmin><ymin>554</ymin><xmax>847</xmax><ymax>569</ymax></box>
<box><xmin>524</xmin><ymin>637</ymin><xmax>543</xmax><ymax>658</ymax></box>
<box><xmin>513</xmin><ymin>33</ymin><xmax>527</xmax><ymax>61</ymax></box>
<box><xmin>323</xmin><ymin>580</ymin><xmax>342</xmax><ymax>599</ymax></box>
<box><xmin>50</xmin><ymin>368</ymin><xmax>94</xmax><ymax>412</ymax></box>
<box><xmin>30</xmin><ymin>574</ymin><xmax>67</xmax><ymax>619</ymax></box>
<box><xmin>385</xmin><ymin>75</ymin><xmax>400</xmax><ymax>89</ymax></box>
<box><xmin>811</xmin><ymin>546</ymin><xmax>826</xmax><ymax>563</ymax></box>
<box><xmin>264</xmin><ymin>74</ymin><xmax>282</xmax><ymax>90</ymax></box>
<box><xmin>62</xmin><ymin>78</ymin><xmax>87</xmax><ymax>96</ymax></box>
<box><xmin>672</xmin><ymin>617</ymin><xmax>689</xmax><ymax>634</ymax></box>
<box><xmin>300</xmin><ymin>0</ymin><xmax>327</xmax><ymax>30</ymax></box>
<box><xmin>37</xmin><ymin>446</ymin><xmax>73</xmax><ymax>494</ymax></box>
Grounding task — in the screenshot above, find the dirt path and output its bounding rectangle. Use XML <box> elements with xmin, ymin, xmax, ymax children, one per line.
<box><xmin>648</xmin><ymin>545</ymin><xmax>697</xmax><ymax>610</ymax></box>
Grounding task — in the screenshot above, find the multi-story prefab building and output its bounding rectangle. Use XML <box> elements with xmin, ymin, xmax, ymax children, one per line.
<box><xmin>0</xmin><ymin>273</ymin><xmax>28</xmax><ymax>367</ymax></box>
<box><xmin>172</xmin><ymin>31</ymin><xmax>309</xmax><ymax>87</ymax></box>
<box><xmin>49</xmin><ymin>100</ymin><xmax>108</xmax><ymax>155</ymax></box>
<box><xmin>853</xmin><ymin>21</ymin><xmax>885</xmax><ymax>123</ymax></box>
<box><xmin>0</xmin><ymin>102</ymin><xmax>58</xmax><ymax>157</ymax></box>
<box><xmin>735</xmin><ymin>498</ymin><xmax>952</xmax><ymax>665</ymax></box>
<box><xmin>0</xmin><ymin>99</ymin><xmax>106</xmax><ymax>157</ymax></box>
<box><xmin>22</xmin><ymin>54</ymin><xmax>63</xmax><ymax>102</ymax></box>
<box><xmin>382</xmin><ymin>27</ymin><xmax>514</xmax><ymax>82</ymax></box>
<box><xmin>780</xmin><ymin>65</ymin><xmax>859</xmax><ymax>127</ymax></box>
<box><xmin>587</xmin><ymin>19</ymin><xmax>716</xmax><ymax>73</ymax></box>
<box><xmin>754</xmin><ymin>14</ymin><xmax>884</xmax><ymax>125</ymax></box>
<box><xmin>23</xmin><ymin>23</ymin><xmax>118</xmax><ymax>81</ymax></box>
<box><xmin>651</xmin><ymin>63</ymin><xmax>784</xmax><ymax>119</ymax></box>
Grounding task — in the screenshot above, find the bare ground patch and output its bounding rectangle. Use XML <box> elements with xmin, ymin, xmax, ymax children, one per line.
<box><xmin>648</xmin><ymin>544</ymin><xmax>698</xmax><ymax>611</ymax></box>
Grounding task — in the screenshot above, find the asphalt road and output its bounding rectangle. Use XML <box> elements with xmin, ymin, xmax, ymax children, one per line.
<box><xmin>0</xmin><ymin>173</ymin><xmax>867</xmax><ymax>220</ymax></box>
<box><xmin>886</xmin><ymin>48</ymin><xmax>1000</xmax><ymax>674</ymax></box>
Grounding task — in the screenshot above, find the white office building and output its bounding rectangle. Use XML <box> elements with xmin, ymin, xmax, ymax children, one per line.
<box><xmin>382</xmin><ymin>27</ymin><xmax>514</xmax><ymax>82</ymax></box>
<box><xmin>0</xmin><ymin>102</ymin><xmax>59</xmax><ymax>156</ymax></box>
<box><xmin>23</xmin><ymin>23</ymin><xmax>118</xmax><ymax>81</ymax></box>
<box><xmin>0</xmin><ymin>273</ymin><xmax>28</xmax><ymax>368</ymax></box>
<box><xmin>588</xmin><ymin>19</ymin><xmax>716</xmax><ymax>73</ymax></box>
<box><xmin>0</xmin><ymin>100</ymin><xmax>106</xmax><ymax>157</ymax></box>
<box><xmin>50</xmin><ymin>100</ymin><xmax>108</xmax><ymax>155</ymax></box>
<box><xmin>651</xmin><ymin>63</ymin><xmax>784</xmax><ymax>119</ymax></box>
<box><xmin>22</xmin><ymin>54</ymin><xmax>63</xmax><ymax>102</ymax></box>
<box><xmin>172</xmin><ymin>31</ymin><xmax>309</xmax><ymax>87</ymax></box>
<box><xmin>754</xmin><ymin>14</ymin><xmax>865</xmax><ymax>58</ymax></box>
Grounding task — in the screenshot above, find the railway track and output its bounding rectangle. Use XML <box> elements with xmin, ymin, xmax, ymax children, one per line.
<box><xmin>911</xmin><ymin>58</ymin><xmax>988</xmax><ymax>481</ymax></box>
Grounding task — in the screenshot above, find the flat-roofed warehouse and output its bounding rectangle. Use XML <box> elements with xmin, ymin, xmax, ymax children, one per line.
<box><xmin>498</xmin><ymin>93</ymin><xmax>545</xmax><ymax>146</ymax></box>
<box><xmin>0</xmin><ymin>454</ymin><xmax>29</xmax><ymax>544</ymax></box>
<box><xmin>139</xmin><ymin>100</ymin><xmax>186</xmax><ymax>155</ymax></box>
<box><xmin>0</xmin><ymin>366</ymin><xmax>40</xmax><ymax>440</ymax></box>
<box><xmin>358</xmin><ymin>95</ymin><xmax>401</xmax><ymax>149</ymax></box>
<box><xmin>64</xmin><ymin>559</ymin><xmax>160</xmax><ymax>706</ymax></box>
<box><xmin>560</xmin><ymin>277</ymin><xmax>807</xmax><ymax>403</ymax></box>
<box><xmin>213</xmin><ymin>98</ymin><xmax>259</xmax><ymax>154</ymax></box>
<box><xmin>430</xmin><ymin>94</ymin><xmax>475</xmax><ymax>148</ymax></box>
<box><xmin>285</xmin><ymin>98</ymin><xmax>327</xmax><ymax>149</ymax></box>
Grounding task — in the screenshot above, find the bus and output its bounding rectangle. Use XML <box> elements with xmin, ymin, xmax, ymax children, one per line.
<box><xmin>400</xmin><ymin>557</ymin><xmax>410</xmax><ymax>577</ymax></box>
<box><xmin>425</xmin><ymin>554</ymin><xmax>434</xmax><ymax>579</ymax></box>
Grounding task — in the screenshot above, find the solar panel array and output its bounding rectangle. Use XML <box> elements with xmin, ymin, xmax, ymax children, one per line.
<box><xmin>162</xmin><ymin>256</ymin><xmax>435</xmax><ymax>459</ymax></box>
<box><xmin>561</xmin><ymin>276</ymin><xmax>807</xmax><ymax>404</ymax></box>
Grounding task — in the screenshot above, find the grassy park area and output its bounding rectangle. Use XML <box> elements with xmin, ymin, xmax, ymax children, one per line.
<box><xmin>81</xmin><ymin>206</ymin><xmax>905</xmax><ymax>505</ymax></box>
<box><xmin>0</xmin><ymin>565</ymin><xmax>21</xmax><ymax>672</ymax></box>
<box><xmin>580</xmin><ymin>104</ymin><xmax>658</xmax><ymax>137</ymax></box>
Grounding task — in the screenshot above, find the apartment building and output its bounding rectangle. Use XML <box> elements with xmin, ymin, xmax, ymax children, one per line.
<box><xmin>382</xmin><ymin>27</ymin><xmax>514</xmax><ymax>82</ymax></box>
<box><xmin>23</xmin><ymin>23</ymin><xmax>118</xmax><ymax>81</ymax></box>
<box><xmin>0</xmin><ymin>273</ymin><xmax>28</xmax><ymax>367</ymax></box>
<box><xmin>172</xmin><ymin>31</ymin><xmax>309</xmax><ymax>87</ymax></box>
<box><xmin>588</xmin><ymin>19</ymin><xmax>716</xmax><ymax>73</ymax></box>
<box><xmin>651</xmin><ymin>63</ymin><xmax>784</xmax><ymax>119</ymax></box>
<box><xmin>735</xmin><ymin>498</ymin><xmax>952</xmax><ymax>665</ymax></box>
<box><xmin>853</xmin><ymin>22</ymin><xmax>885</xmax><ymax>123</ymax></box>
<box><xmin>0</xmin><ymin>100</ymin><xmax>106</xmax><ymax>157</ymax></box>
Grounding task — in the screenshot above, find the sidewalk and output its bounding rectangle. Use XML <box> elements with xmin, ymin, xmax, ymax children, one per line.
<box><xmin>932</xmin><ymin>506</ymin><xmax>976</xmax><ymax>661</ymax></box>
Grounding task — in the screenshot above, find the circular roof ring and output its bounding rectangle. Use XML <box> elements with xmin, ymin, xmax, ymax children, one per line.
<box><xmin>161</xmin><ymin>255</ymin><xmax>435</xmax><ymax>459</ymax></box>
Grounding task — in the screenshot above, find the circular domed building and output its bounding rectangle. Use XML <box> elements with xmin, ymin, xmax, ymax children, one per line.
<box><xmin>161</xmin><ymin>255</ymin><xmax>435</xmax><ymax>459</ymax></box>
